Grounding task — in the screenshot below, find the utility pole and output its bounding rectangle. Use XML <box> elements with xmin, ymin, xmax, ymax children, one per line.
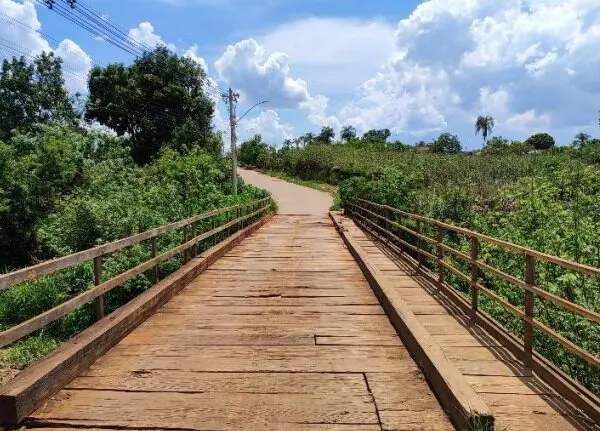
<box><xmin>226</xmin><ymin>88</ymin><xmax>239</xmax><ymax>195</ymax></box>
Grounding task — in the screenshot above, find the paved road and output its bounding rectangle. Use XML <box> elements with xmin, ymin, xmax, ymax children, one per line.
<box><xmin>239</xmin><ymin>168</ymin><xmax>332</xmax><ymax>215</ymax></box>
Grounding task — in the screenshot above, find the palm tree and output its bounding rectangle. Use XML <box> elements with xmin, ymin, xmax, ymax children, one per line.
<box><xmin>475</xmin><ymin>115</ymin><xmax>495</xmax><ymax>145</ymax></box>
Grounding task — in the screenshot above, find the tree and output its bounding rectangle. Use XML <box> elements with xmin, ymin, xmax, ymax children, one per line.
<box><xmin>239</xmin><ymin>134</ymin><xmax>267</xmax><ymax>167</ymax></box>
<box><xmin>0</xmin><ymin>52</ymin><xmax>77</xmax><ymax>140</ymax></box>
<box><xmin>301</xmin><ymin>132</ymin><xmax>315</xmax><ymax>147</ymax></box>
<box><xmin>86</xmin><ymin>47</ymin><xmax>214</xmax><ymax>164</ymax></box>
<box><xmin>430</xmin><ymin>133</ymin><xmax>462</xmax><ymax>154</ymax></box>
<box><xmin>572</xmin><ymin>132</ymin><xmax>591</xmax><ymax>148</ymax></box>
<box><xmin>362</xmin><ymin>129</ymin><xmax>390</xmax><ymax>143</ymax></box>
<box><xmin>340</xmin><ymin>125</ymin><xmax>357</xmax><ymax>143</ymax></box>
<box><xmin>475</xmin><ymin>115</ymin><xmax>495</xmax><ymax>145</ymax></box>
<box><xmin>525</xmin><ymin>132</ymin><xmax>555</xmax><ymax>150</ymax></box>
<box><xmin>316</xmin><ymin>126</ymin><xmax>335</xmax><ymax>144</ymax></box>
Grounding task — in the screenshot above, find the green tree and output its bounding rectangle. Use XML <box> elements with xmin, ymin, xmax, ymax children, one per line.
<box><xmin>86</xmin><ymin>47</ymin><xmax>214</xmax><ymax>164</ymax></box>
<box><xmin>340</xmin><ymin>125</ymin><xmax>357</xmax><ymax>143</ymax></box>
<box><xmin>362</xmin><ymin>129</ymin><xmax>390</xmax><ymax>143</ymax></box>
<box><xmin>239</xmin><ymin>134</ymin><xmax>268</xmax><ymax>167</ymax></box>
<box><xmin>525</xmin><ymin>132</ymin><xmax>555</xmax><ymax>150</ymax></box>
<box><xmin>572</xmin><ymin>132</ymin><xmax>591</xmax><ymax>148</ymax></box>
<box><xmin>475</xmin><ymin>115</ymin><xmax>495</xmax><ymax>145</ymax></box>
<box><xmin>316</xmin><ymin>126</ymin><xmax>335</xmax><ymax>144</ymax></box>
<box><xmin>430</xmin><ymin>133</ymin><xmax>462</xmax><ymax>154</ymax></box>
<box><xmin>0</xmin><ymin>53</ymin><xmax>76</xmax><ymax>140</ymax></box>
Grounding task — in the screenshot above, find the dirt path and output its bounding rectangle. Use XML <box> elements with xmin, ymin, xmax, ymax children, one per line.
<box><xmin>238</xmin><ymin>168</ymin><xmax>332</xmax><ymax>215</ymax></box>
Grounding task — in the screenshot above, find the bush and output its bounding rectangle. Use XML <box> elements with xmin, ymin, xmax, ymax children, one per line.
<box><xmin>430</xmin><ymin>133</ymin><xmax>462</xmax><ymax>154</ymax></box>
<box><xmin>525</xmin><ymin>132</ymin><xmax>555</xmax><ymax>150</ymax></box>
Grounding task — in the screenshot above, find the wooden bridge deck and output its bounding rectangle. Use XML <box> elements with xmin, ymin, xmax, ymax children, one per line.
<box><xmin>25</xmin><ymin>215</ymin><xmax>452</xmax><ymax>431</ymax></box>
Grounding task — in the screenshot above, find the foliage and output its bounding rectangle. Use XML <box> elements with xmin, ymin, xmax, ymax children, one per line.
<box><xmin>239</xmin><ymin>134</ymin><xmax>268</xmax><ymax>167</ymax></box>
<box><xmin>430</xmin><ymin>133</ymin><xmax>462</xmax><ymax>154</ymax></box>
<box><xmin>86</xmin><ymin>47</ymin><xmax>215</xmax><ymax>164</ymax></box>
<box><xmin>481</xmin><ymin>136</ymin><xmax>530</xmax><ymax>156</ymax></box>
<box><xmin>340</xmin><ymin>125</ymin><xmax>357</xmax><ymax>142</ymax></box>
<box><xmin>316</xmin><ymin>126</ymin><xmax>335</xmax><ymax>144</ymax></box>
<box><xmin>525</xmin><ymin>132</ymin><xmax>555</xmax><ymax>150</ymax></box>
<box><xmin>0</xmin><ymin>53</ymin><xmax>77</xmax><ymax>140</ymax></box>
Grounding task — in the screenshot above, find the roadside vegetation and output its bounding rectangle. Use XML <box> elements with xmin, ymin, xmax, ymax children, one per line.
<box><xmin>0</xmin><ymin>48</ymin><xmax>266</xmax><ymax>379</ymax></box>
<box><xmin>239</xmin><ymin>125</ymin><xmax>600</xmax><ymax>395</ymax></box>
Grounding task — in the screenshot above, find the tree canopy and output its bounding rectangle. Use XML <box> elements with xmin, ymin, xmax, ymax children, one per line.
<box><xmin>317</xmin><ymin>126</ymin><xmax>335</xmax><ymax>144</ymax></box>
<box><xmin>430</xmin><ymin>133</ymin><xmax>462</xmax><ymax>154</ymax></box>
<box><xmin>86</xmin><ymin>47</ymin><xmax>215</xmax><ymax>164</ymax></box>
<box><xmin>525</xmin><ymin>132</ymin><xmax>555</xmax><ymax>150</ymax></box>
<box><xmin>340</xmin><ymin>125</ymin><xmax>357</xmax><ymax>142</ymax></box>
<box><xmin>0</xmin><ymin>52</ymin><xmax>77</xmax><ymax>140</ymax></box>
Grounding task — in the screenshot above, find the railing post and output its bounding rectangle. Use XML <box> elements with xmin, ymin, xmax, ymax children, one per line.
<box><xmin>212</xmin><ymin>214</ymin><xmax>217</xmax><ymax>246</ymax></box>
<box><xmin>437</xmin><ymin>225</ymin><xmax>445</xmax><ymax>288</ymax></box>
<box><xmin>191</xmin><ymin>222</ymin><xmax>197</xmax><ymax>258</ymax></box>
<box><xmin>470</xmin><ymin>237</ymin><xmax>479</xmax><ymax>320</ymax></box>
<box><xmin>182</xmin><ymin>225</ymin><xmax>189</xmax><ymax>263</ymax></box>
<box><xmin>93</xmin><ymin>256</ymin><xmax>104</xmax><ymax>321</ymax></box>
<box><xmin>524</xmin><ymin>254</ymin><xmax>535</xmax><ymax>371</ymax></box>
<box><xmin>151</xmin><ymin>236</ymin><xmax>159</xmax><ymax>283</ymax></box>
<box><xmin>416</xmin><ymin>220</ymin><xmax>423</xmax><ymax>267</ymax></box>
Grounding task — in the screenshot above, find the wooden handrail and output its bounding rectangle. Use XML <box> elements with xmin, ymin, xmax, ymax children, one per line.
<box><xmin>347</xmin><ymin>199</ymin><xmax>600</xmax><ymax>371</ymax></box>
<box><xmin>355</xmin><ymin>198</ymin><xmax>600</xmax><ymax>278</ymax></box>
<box><xmin>0</xmin><ymin>199</ymin><xmax>271</xmax><ymax>347</ymax></box>
<box><xmin>0</xmin><ymin>198</ymin><xmax>270</xmax><ymax>290</ymax></box>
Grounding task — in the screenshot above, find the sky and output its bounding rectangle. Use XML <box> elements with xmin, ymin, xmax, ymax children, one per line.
<box><xmin>2</xmin><ymin>0</ymin><xmax>600</xmax><ymax>149</ymax></box>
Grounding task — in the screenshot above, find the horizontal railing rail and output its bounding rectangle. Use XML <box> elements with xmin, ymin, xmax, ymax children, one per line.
<box><xmin>345</xmin><ymin>199</ymin><xmax>600</xmax><ymax>371</ymax></box>
<box><xmin>0</xmin><ymin>198</ymin><xmax>272</xmax><ymax>348</ymax></box>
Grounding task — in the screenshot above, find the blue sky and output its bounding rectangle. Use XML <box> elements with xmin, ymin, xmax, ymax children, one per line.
<box><xmin>3</xmin><ymin>0</ymin><xmax>600</xmax><ymax>149</ymax></box>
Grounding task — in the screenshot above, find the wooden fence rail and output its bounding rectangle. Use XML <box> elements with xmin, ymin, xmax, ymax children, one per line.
<box><xmin>345</xmin><ymin>199</ymin><xmax>600</xmax><ymax>371</ymax></box>
<box><xmin>0</xmin><ymin>198</ymin><xmax>271</xmax><ymax>348</ymax></box>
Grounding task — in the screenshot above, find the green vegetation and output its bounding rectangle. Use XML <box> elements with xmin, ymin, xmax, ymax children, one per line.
<box><xmin>243</xmin><ymin>128</ymin><xmax>600</xmax><ymax>395</ymax></box>
<box><xmin>0</xmin><ymin>48</ymin><xmax>267</xmax><ymax>375</ymax></box>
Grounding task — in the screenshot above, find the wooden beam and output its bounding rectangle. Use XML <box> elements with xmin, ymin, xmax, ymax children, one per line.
<box><xmin>0</xmin><ymin>214</ymin><xmax>273</xmax><ymax>425</ymax></box>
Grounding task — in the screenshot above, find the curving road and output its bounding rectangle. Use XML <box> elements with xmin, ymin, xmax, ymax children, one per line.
<box><xmin>238</xmin><ymin>168</ymin><xmax>332</xmax><ymax>215</ymax></box>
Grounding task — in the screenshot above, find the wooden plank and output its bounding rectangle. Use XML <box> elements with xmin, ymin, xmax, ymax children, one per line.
<box><xmin>0</xmin><ymin>215</ymin><xmax>273</xmax><ymax>425</ymax></box>
<box><xmin>330</xmin><ymin>212</ymin><xmax>494</xmax><ymax>430</ymax></box>
<box><xmin>30</xmin><ymin>389</ymin><xmax>379</xmax><ymax>430</ymax></box>
<box><xmin>379</xmin><ymin>409</ymin><xmax>453</xmax><ymax>431</ymax></box>
<box><xmin>85</xmin><ymin>345</ymin><xmax>411</xmax><ymax>373</ymax></box>
<box><xmin>315</xmin><ymin>335</ymin><xmax>401</xmax><ymax>346</ymax></box>
<box><xmin>67</xmin><ymin>371</ymin><xmax>368</xmax><ymax>394</ymax></box>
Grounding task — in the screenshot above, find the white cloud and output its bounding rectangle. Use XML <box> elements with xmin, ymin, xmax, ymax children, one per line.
<box><xmin>183</xmin><ymin>44</ymin><xmax>208</xmax><ymax>72</ymax></box>
<box><xmin>330</xmin><ymin>0</ymin><xmax>600</xmax><ymax>146</ymax></box>
<box><xmin>128</xmin><ymin>22</ymin><xmax>176</xmax><ymax>51</ymax></box>
<box><xmin>0</xmin><ymin>0</ymin><xmax>92</xmax><ymax>94</ymax></box>
<box><xmin>240</xmin><ymin>109</ymin><xmax>294</xmax><ymax>144</ymax></box>
<box><xmin>214</xmin><ymin>38</ymin><xmax>335</xmax><ymax>132</ymax></box>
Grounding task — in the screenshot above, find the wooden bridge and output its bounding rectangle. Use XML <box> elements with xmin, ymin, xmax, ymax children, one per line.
<box><xmin>0</xmin><ymin>169</ymin><xmax>599</xmax><ymax>430</ymax></box>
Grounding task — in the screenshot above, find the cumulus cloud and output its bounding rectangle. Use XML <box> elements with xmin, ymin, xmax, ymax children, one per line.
<box><xmin>128</xmin><ymin>22</ymin><xmax>176</xmax><ymax>50</ymax></box>
<box><xmin>183</xmin><ymin>44</ymin><xmax>208</xmax><ymax>72</ymax></box>
<box><xmin>332</xmin><ymin>0</ymin><xmax>600</xmax><ymax>145</ymax></box>
<box><xmin>214</xmin><ymin>38</ymin><xmax>332</xmax><ymax>129</ymax></box>
<box><xmin>240</xmin><ymin>109</ymin><xmax>294</xmax><ymax>144</ymax></box>
<box><xmin>0</xmin><ymin>0</ymin><xmax>92</xmax><ymax>93</ymax></box>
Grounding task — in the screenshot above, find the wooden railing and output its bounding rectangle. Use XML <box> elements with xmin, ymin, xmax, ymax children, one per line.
<box><xmin>0</xmin><ymin>197</ymin><xmax>272</xmax><ymax>348</ymax></box>
<box><xmin>345</xmin><ymin>199</ymin><xmax>600</xmax><ymax>371</ymax></box>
